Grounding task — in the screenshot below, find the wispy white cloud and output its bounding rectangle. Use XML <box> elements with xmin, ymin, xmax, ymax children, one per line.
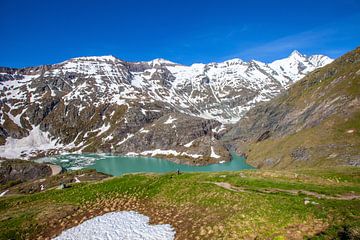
<box><xmin>228</xmin><ymin>13</ymin><xmax>360</xmax><ymax>62</ymax></box>
<box><xmin>237</xmin><ymin>29</ymin><xmax>336</xmax><ymax>60</ymax></box>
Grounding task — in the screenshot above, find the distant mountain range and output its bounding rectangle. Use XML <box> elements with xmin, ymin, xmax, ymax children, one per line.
<box><xmin>0</xmin><ymin>51</ymin><xmax>332</xmax><ymax>163</ymax></box>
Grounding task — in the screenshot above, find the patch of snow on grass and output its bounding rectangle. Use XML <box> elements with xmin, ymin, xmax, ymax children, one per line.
<box><xmin>0</xmin><ymin>190</ymin><xmax>9</xmax><ymax>197</ymax></box>
<box><xmin>53</xmin><ymin>211</ymin><xmax>175</xmax><ymax>240</ymax></box>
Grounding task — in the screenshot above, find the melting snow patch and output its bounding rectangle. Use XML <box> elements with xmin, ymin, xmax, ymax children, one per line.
<box><xmin>7</xmin><ymin>112</ymin><xmax>23</xmax><ymax>128</ymax></box>
<box><xmin>0</xmin><ymin>190</ymin><xmax>9</xmax><ymax>197</ymax></box>
<box><xmin>126</xmin><ymin>152</ymin><xmax>139</xmax><ymax>156</ymax></box>
<box><xmin>104</xmin><ymin>134</ymin><xmax>114</xmax><ymax>141</ymax></box>
<box><xmin>141</xmin><ymin>149</ymin><xmax>179</xmax><ymax>156</ymax></box>
<box><xmin>0</xmin><ymin>126</ymin><xmax>61</xmax><ymax>159</ymax></box>
<box><xmin>164</xmin><ymin>116</ymin><xmax>176</xmax><ymax>124</ymax></box>
<box><xmin>117</xmin><ymin>133</ymin><xmax>134</xmax><ymax>145</ymax></box>
<box><xmin>184</xmin><ymin>140</ymin><xmax>194</xmax><ymax>148</ymax></box>
<box><xmin>141</xmin><ymin>108</ymin><xmax>147</xmax><ymax>116</ymax></box>
<box><xmin>96</xmin><ymin>124</ymin><xmax>111</xmax><ymax>136</ymax></box>
<box><xmin>141</xmin><ymin>149</ymin><xmax>202</xmax><ymax>159</ymax></box>
<box><xmin>210</xmin><ymin>146</ymin><xmax>221</xmax><ymax>159</ymax></box>
<box><xmin>139</xmin><ymin>128</ymin><xmax>150</xmax><ymax>133</ymax></box>
<box><xmin>53</xmin><ymin>211</ymin><xmax>175</xmax><ymax>240</ymax></box>
<box><xmin>181</xmin><ymin>152</ymin><xmax>202</xmax><ymax>158</ymax></box>
<box><xmin>213</xmin><ymin>125</ymin><xmax>226</xmax><ymax>133</ymax></box>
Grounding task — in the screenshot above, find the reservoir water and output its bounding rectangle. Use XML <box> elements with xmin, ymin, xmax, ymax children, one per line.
<box><xmin>38</xmin><ymin>153</ymin><xmax>254</xmax><ymax>176</ymax></box>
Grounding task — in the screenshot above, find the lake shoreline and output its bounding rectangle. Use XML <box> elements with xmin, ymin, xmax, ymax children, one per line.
<box><xmin>37</xmin><ymin>152</ymin><xmax>255</xmax><ymax>176</ymax></box>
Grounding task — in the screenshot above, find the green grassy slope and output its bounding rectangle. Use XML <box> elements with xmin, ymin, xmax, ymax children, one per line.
<box><xmin>1</xmin><ymin>168</ymin><xmax>359</xmax><ymax>239</ymax></box>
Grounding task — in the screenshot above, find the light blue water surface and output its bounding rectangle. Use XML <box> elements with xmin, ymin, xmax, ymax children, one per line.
<box><xmin>39</xmin><ymin>152</ymin><xmax>254</xmax><ymax>176</ymax></box>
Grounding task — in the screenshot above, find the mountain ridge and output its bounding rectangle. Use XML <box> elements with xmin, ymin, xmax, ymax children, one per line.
<box><xmin>0</xmin><ymin>50</ymin><xmax>332</xmax><ymax>162</ymax></box>
<box><xmin>223</xmin><ymin>46</ymin><xmax>360</xmax><ymax>168</ymax></box>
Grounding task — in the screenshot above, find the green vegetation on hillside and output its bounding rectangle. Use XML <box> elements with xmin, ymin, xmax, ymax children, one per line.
<box><xmin>244</xmin><ymin>111</ymin><xmax>360</xmax><ymax>169</ymax></box>
<box><xmin>0</xmin><ymin>168</ymin><xmax>359</xmax><ymax>239</ymax></box>
<box><xmin>228</xmin><ymin>47</ymin><xmax>360</xmax><ymax>169</ymax></box>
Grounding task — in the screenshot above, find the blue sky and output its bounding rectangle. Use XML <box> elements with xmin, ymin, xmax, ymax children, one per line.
<box><xmin>1</xmin><ymin>0</ymin><xmax>360</xmax><ymax>67</ymax></box>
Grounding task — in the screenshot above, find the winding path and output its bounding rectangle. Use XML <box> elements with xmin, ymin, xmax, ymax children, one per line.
<box><xmin>207</xmin><ymin>181</ymin><xmax>360</xmax><ymax>200</ymax></box>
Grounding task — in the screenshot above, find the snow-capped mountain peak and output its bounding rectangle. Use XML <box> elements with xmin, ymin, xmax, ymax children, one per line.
<box><xmin>0</xmin><ymin>51</ymin><xmax>333</xmax><ymax>130</ymax></box>
<box><xmin>308</xmin><ymin>54</ymin><xmax>333</xmax><ymax>67</ymax></box>
<box><xmin>269</xmin><ymin>50</ymin><xmax>333</xmax><ymax>82</ymax></box>
<box><xmin>222</xmin><ymin>58</ymin><xmax>244</xmax><ymax>66</ymax></box>
<box><xmin>67</xmin><ymin>55</ymin><xmax>120</xmax><ymax>62</ymax></box>
<box><xmin>289</xmin><ymin>50</ymin><xmax>305</xmax><ymax>58</ymax></box>
<box><xmin>147</xmin><ymin>58</ymin><xmax>178</xmax><ymax>67</ymax></box>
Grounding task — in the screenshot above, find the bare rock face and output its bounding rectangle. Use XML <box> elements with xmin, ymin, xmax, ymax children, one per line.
<box><xmin>256</xmin><ymin>131</ymin><xmax>271</xmax><ymax>142</ymax></box>
<box><xmin>115</xmin><ymin>112</ymin><xmax>230</xmax><ymax>165</ymax></box>
<box><xmin>0</xmin><ymin>53</ymin><xmax>332</xmax><ymax>164</ymax></box>
<box><xmin>0</xmin><ymin>159</ymin><xmax>51</xmax><ymax>185</ymax></box>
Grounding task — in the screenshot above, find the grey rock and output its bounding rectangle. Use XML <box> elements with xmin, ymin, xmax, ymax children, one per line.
<box><xmin>0</xmin><ymin>159</ymin><xmax>51</xmax><ymax>185</ymax></box>
<box><xmin>290</xmin><ymin>147</ymin><xmax>310</xmax><ymax>161</ymax></box>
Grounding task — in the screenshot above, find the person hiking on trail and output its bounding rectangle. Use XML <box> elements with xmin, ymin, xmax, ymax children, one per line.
<box><xmin>177</xmin><ymin>169</ymin><xmax>180</xmax><ymax>175</ymax></box>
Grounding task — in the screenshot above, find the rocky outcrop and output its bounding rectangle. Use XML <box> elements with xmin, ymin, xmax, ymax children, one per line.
<box><xmin>115</xmin><ymin>113</ymin><xmax>230</xmax><ymax>165</ymax></box>
<box><xmin>0</xmin><ymin>159</ymin><xmax>51</xmax><ymax>185</ymax></box>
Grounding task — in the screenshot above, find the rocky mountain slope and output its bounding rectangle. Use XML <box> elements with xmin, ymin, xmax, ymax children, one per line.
<box><xmin>223</xmin><ymin>47</ymin><xmax>360</xmax><ymax>168</ymax></box>
<box><xmin>0</xmin><ymin>159</ymin><xmax>51</xmax><ymax>186</ymax></box>
<box><xmin>0</xmin><ymin>51</ymin><xmax>332</xmax><ymax>163</ymax></box>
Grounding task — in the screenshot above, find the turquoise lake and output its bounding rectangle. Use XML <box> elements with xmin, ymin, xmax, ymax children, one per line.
<box><xmin>38</xmin><ymin>153</ymin><xmax>254</xmax><ymax>176</ymax></box>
